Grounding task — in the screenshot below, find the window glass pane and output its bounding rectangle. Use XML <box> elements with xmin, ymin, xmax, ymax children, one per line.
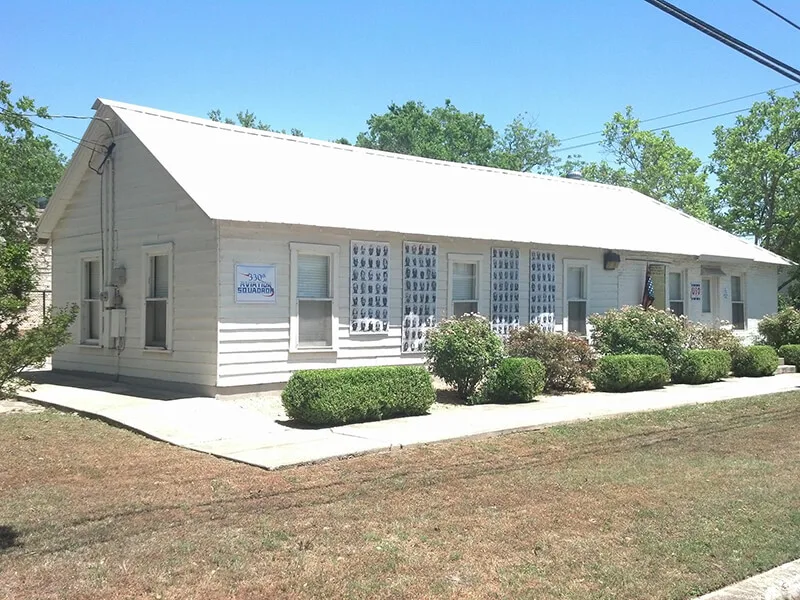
<box><xmin>702</xmin><ymin>279</ymin><xmax>711</xmax><ymax>313</ymax></box>
<box><xmin>298</xmin><ymin>254</ymin><xmax>330</xmax><ymax>299</ymax></box>
<box><xmin>89</xmin><ymin>302</ymin><xmax>100</xmax><ymax>339</ymax></box>
<box><xmin>452</xmin><ymin>262</ymin><xmax>476</xmax><ymax>301</ymax></box>
<box><xmin>298</xmin><ymin>300</ymin><xmax>332</xmax><ymax>346</ymax></box>
<box><xmin>568</xmin><ymin>300</ymin><xmax>586</xmax><ymax>335</ymax></box>
<box><xmin>567</xmin><ymin>267</ymin><xmax>585</xmax><ymax>299</ymax></box>
<box><xmin>85</xmin><ymin>260</ymin><xmax>100</xmax><ymax>299</ymax></box>
<box><xmin>669</xmin><ymin>272</ymin><xmax>682</xmax><ymax>300</ymax></box>
<box><xmin>731</xmin><ymin>276</ymin><xmax>742</xmax><ymax>302</ymax></box>
<box><xmin>732</xmin><ymin>303</ymin><xmax>745</xmax><ymax>330</ymax></box>
<box><xmin>146</xmin><ymin>300</ymin><xmax>167</xmax><ymax>346</ymax></box>
<box><xmin>453</xmin><ymin>301</ymin><xmax>478</xmax><ymax>316</ymax></box>
<box><xmin>670</xmin><ymin>301</ymin><xmax>684</xmax><ymax>317</ymax></box>
<box><xmin>150</xmin><ymin>254</ymin><xmax>169</xmax><ymax>298</ymax></box>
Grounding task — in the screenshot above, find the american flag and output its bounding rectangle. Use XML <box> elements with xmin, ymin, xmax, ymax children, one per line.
<box><xmin>642</xmin><ymin>269</ymin><xmax>655</xmax><ymax>310</ymax></box>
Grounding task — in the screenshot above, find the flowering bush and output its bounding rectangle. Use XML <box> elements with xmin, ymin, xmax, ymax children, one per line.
<box><xmin>589</xmin><ymin>306</ymin><xmax>687</xmax><ymax>369</ymax></box>
<box><xmin>425</xmin><ymin>314</ymin><xmax>504</xmax><ymax>400</ymax></box>
<box><xmin>506</xmin><ymin>324</ymin><xmax>595</xmax><ymax>392</ymax></box>
<box><xmin>757</xmin><ymin>308</ymin><xmax>800</xmax><ymax>348</ymax></box>
<box><xmin>685</xmin><ymin>320</ymin><xmax>742</xmax><ymax>356</ymax></box>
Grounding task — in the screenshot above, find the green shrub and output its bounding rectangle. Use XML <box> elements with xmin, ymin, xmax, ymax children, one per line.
<box><xmin>425</xmin><ymin>314</ymin><xmax>504</xmax><ymax>399</ymax></box>
<box><xmin>778</xmin><ymin>344</ymin><xmax>800</xmax><ymax>366</ymax></box>
<box><xmin>591</xmin><ymin>354</ymin><xmax>671</xmax><ymax>392</ymax></box>
<box><xmin>758</xmin><ymin>308</ymin><xmax>800</xmax><ymax>348</ymax></box>
<box><xmin>472</xmin><ymin>357</ymin><xmax>545</xmax><ymax>404</ymax></box>
<box><xmin>731</xmin><ymin>345</ymin><xmax>779</xmax><ymax>378</ymax></box>
<box><xmin>506</xmin><ymin>325</ymin><xmax>595</xmax><ymax>392</ymax></box>
<box><xmin>673</xmin><ymin>350</ymin><xmax>732</xmax><ymax>384</ymax></box>
<box><xmin>589</xmin><ymin>306</ymin><xmax>687</xmax><ymax>369</ymax></box>
<box><xmin>685</xmin><ymin>322</ymin><xmax>743</xmax><ymax>356</ymax></box>
<box><xmin>281</xmin><ymin>366</ymin><xmax>435</xmax><ymax>426</ymax></box>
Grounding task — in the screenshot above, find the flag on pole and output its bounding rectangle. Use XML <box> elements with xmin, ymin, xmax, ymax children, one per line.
<box><xmin>642</xmin><ymin>268</ymin><xmax>655</xmax><ymax>310</ymax></box>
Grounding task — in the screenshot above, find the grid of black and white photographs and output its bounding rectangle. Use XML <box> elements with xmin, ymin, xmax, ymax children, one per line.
<box><xmin>530</xmin><ymin>250</ymin><xmax>556</xmax><ymax>332</ymax></box>
<box><xmin>402</xmin><ymin>241</ymin><xmax>438</xmax><ymax>353</ymax></box>
<box><xmin>350</xmin><ymin>241</ymin><xmax>390</xmax><ymax>334</ymax></box>
<box><xmin>491</xmin><ymin>248</ymin><xmax>520</xmax><ymax>337</ymax></box>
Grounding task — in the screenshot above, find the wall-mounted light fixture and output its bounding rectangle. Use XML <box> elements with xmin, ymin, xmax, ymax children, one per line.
<box><xmin>603</xmin><ymin>251</ymin><xmax>621</xmax><ymax>271</ymax></box>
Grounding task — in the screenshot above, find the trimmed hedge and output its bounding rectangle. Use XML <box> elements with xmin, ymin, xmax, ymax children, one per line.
<box><xmin>731</xmin><ymin>345</ymin><xmax>779</xmax><ymax>378</ymax></box>
<box><xmin>591</xmin><ymin>354</ymin><xmax>671</xmax><ymax>392</ymax></box>
<box><xmin>778</xmin><ymin>344</ymin><xmax>800</xmax><ymax>366</ymax></box>
<box><xmin>673</xmin><ymin>349</ymin><xmax>732</xmax><ymax>384</ymax></box>
<box><xmin>282</xmin><ymin>366</ymin><xmax>435</xmax><ymax>426</ymax></box>
<box><xmin>473</xmin><ymin>357</ymin><xmax>545</xmax><ymax>404</ymax></box>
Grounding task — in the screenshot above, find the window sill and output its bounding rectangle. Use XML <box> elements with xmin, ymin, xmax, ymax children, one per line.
<box><xmin>143</xmin><ymin>346</ymin><xmax>172</xmax><ymax>354</ymax></box>
<box><xmin>79</xmin><ymin>342</ymin><xmax>102</xmax><ymax>349</ymax></box>
<box><xmin>289</xmin><ymin>347</ymin><xmax>338</xmax><ymax>356</ymax></box>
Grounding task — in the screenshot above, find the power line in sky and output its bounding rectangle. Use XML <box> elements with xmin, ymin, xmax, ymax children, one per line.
<box><xmin>750</xmin><ymin>0</ymin><xmax>800</xmax><ymax>32</ymax></box>
<box><xmin>558</xmin><ymin>82</ymin><xmax>798</xmax><ymax>143</ymax></box>
<box><xmin>553</xmin><ymin>106</ymin><xmax>749</xmax><ymax>154</ymax></box>
<box><xmin>643</xmin><ymin>0</ymin><xmax>800</xmax><ymax>84</ymax></box>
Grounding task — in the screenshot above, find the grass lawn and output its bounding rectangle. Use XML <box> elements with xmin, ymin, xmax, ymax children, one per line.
<box><xmin>1</xmin><ymin>393</ymin><xmax>799</xmax><ymax>599</ymax></box>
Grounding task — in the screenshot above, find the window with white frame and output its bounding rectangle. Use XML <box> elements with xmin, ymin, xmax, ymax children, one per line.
<box><xmin>80</xmin><ymin>253</ymin><xmax>102</xmax><ymax>344</ymax></box>
<box><xmin>448</xmin><ymin>255</ymin><xmax>480</xmax><ymax>316</ymax></box>
<box><xmin>143</xmin><ymin>244</ymin><xmax>172</xmax><ymax>349</ymax></box>
<box><xmin>564</xmin><ymin>260</ymin><xmax>588</xmax><ymax>335</ymax></box>
<box><xmin>668</xmin><ymin>271</ymin><xmax>684</xmax><ymax>316</ymax></box>
<box><xmin>701</xmin><ymin>278</ymin><xmax>712</xmax><ymax>314</ymax></box>
<box><xmin>291</xmin><ymin>243</ymin><xmax>339</xmax><ymax>351</ymax></box>
<box><xmin>731</xmin><ymin>275</ymin><xmax>745</xmax><ymax>329</ymax></box>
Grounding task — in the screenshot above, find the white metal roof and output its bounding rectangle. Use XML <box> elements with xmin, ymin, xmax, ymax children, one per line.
<box><xmin>40</xmin><ymin>98</ymin><xmax>791</xmax><ymax>265</ymax></box>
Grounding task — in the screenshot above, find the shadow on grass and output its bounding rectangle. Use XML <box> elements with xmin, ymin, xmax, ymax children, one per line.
<box><xmin>0</xmin><ymin>526</ymin><xmax>20</xmax><ymax>551</ymax></box>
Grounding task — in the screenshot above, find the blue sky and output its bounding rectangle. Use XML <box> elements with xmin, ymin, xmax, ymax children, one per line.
<box><xmin>3</xmin><ymin>0</ymin><xmax>799</xmax><ymax>165</ymax></box>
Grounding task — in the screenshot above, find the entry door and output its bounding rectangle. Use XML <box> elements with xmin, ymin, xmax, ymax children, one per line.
<box><xmin>698</xmin><ymin>277</ymin><xmax>716</xmax><ymax>326</ymax></box>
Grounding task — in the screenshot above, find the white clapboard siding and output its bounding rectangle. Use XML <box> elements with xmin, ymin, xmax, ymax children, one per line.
<box><xmin>51</xmin><ymin>132</ymin><xmax>219</xmax><ymax>388</ymax></box>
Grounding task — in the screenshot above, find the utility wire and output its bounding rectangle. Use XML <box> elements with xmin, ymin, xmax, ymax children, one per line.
<box><xmin>750</xmin><ymin>0</ymin><xmax>800</xmax><ymax>32</ymax></box>
<box><xmin>643</xmin><ymin>0</ymin><xmax>800</xmax><ymax>83</ymax></box>
<box><xmin>5</xmin><ymin>110</ymin><xmax>115</xmax><ymax>139</ymax></box>
<box><xmin>29</xmin><ymin>121</ymin><xmax>108</xmax><ymax>154</ymax></box>
<box><xmin>553</xmin><ymin>106</ymin><xmax>749</xmax><ymax>154</ymax></box>
<box><xmin>559</xmin><ymin>82</ymin><xmax>798</xmax><ymax>142</ymax></box>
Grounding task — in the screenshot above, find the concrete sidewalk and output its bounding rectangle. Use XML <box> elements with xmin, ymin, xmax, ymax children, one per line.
<box><xmin>16</xmin><ymin>371</ymin><xmax>800</xmax><ymax>470</ymax></box>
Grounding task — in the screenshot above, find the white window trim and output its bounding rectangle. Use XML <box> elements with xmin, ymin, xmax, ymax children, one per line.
<box><xmin>730</xmin><ymin>273</ymin><xmax>746</xmax><ymax>330</ymax></box>
<box><xmin>447</xmin><ymin>253</ymin><xmax>482</xmax><ymax>317</ymax></box>
<box><xmin>141</xmin><ymin>242</ymin><xmax>174</xmax><ymax>352</ymax></box>
<box><xmin>290</xmin><ymin>242</ymin><xmax>340</xmax><ymax>353</ymax></box>
<box><xmin>563</xmin><ymin>259</ymin><xmax>590</xmax><ymax>335</ymax></box>
<box><xmin>79</xmin><ymin>250</ymin><xmax>102</xmax><ymax>347</ymax></box>
<box><xmin>667</xmin><ymin>268</ymin><xmax>686</xmax><ymax>316</ymax></box>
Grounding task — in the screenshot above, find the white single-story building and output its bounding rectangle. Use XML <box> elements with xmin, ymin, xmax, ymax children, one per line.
<box><xmin>38</xmin><ymin>99</ymin><xmax>791</xmax><ymax>394</ymax></box>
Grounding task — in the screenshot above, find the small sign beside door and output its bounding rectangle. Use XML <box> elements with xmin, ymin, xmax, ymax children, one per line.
<box><xmin>690</xmin><ymin>282</ymin><xmax>702</xmax><ymax>301</ymax></box>
<box><xmin>235</xmin><ymin>264</ymin><xmax>277</xmax><ymax>303</ymax></box>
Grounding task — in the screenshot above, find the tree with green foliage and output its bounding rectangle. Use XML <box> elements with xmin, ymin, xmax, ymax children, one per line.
<box><xmin>208</xmin><ymin>108</ymin><xmax>303</xmax><ymax>137</ymax></box>
<box><xmin>710</xmin><ymin>92</ymin><xmax>800</xmax><ymax>307</ymax></box>
<box><xmin>710</xmin><ymin>91</ymin><xmax>800</xmax><ymax>260</ymax></box>
<box><xmin>0</xmin><ymin>81</ymin><xmax>76</xmax><ymax>398</ymax></box>
<box><xmin>355</xmin><ymin>99</ymin><xmax>560</xmax><ymax>174</ymax></box>
<box><xmin>573</xmin><ymin>107</ymin><xmax>715</xmax><ymax>221</ymax></box>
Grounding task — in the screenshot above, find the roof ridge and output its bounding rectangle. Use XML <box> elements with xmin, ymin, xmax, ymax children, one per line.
<box><xmin>98</xmin><ymin>98</ymin><xmax>630</xmax><ymax>193</ymax></box>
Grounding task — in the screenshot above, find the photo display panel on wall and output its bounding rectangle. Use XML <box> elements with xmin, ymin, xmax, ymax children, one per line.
<box><xmin>491</xmin><ymin>248</ymin><xmax>520</xmax><ymax>337</ymax></box>
<box><xmin>402</xmin><ymin>241</ymin><xmax>438</xmax><ymax>353</ymax></box>
<box><xmin>530</xmin><ymin>250</ymin><xmax>556</xmax><ymax>332</ymax></box>
<box><xmin>350</xmin><ymin>241</ymin><xmax>390</xmax><ymax>334</ymax></box>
